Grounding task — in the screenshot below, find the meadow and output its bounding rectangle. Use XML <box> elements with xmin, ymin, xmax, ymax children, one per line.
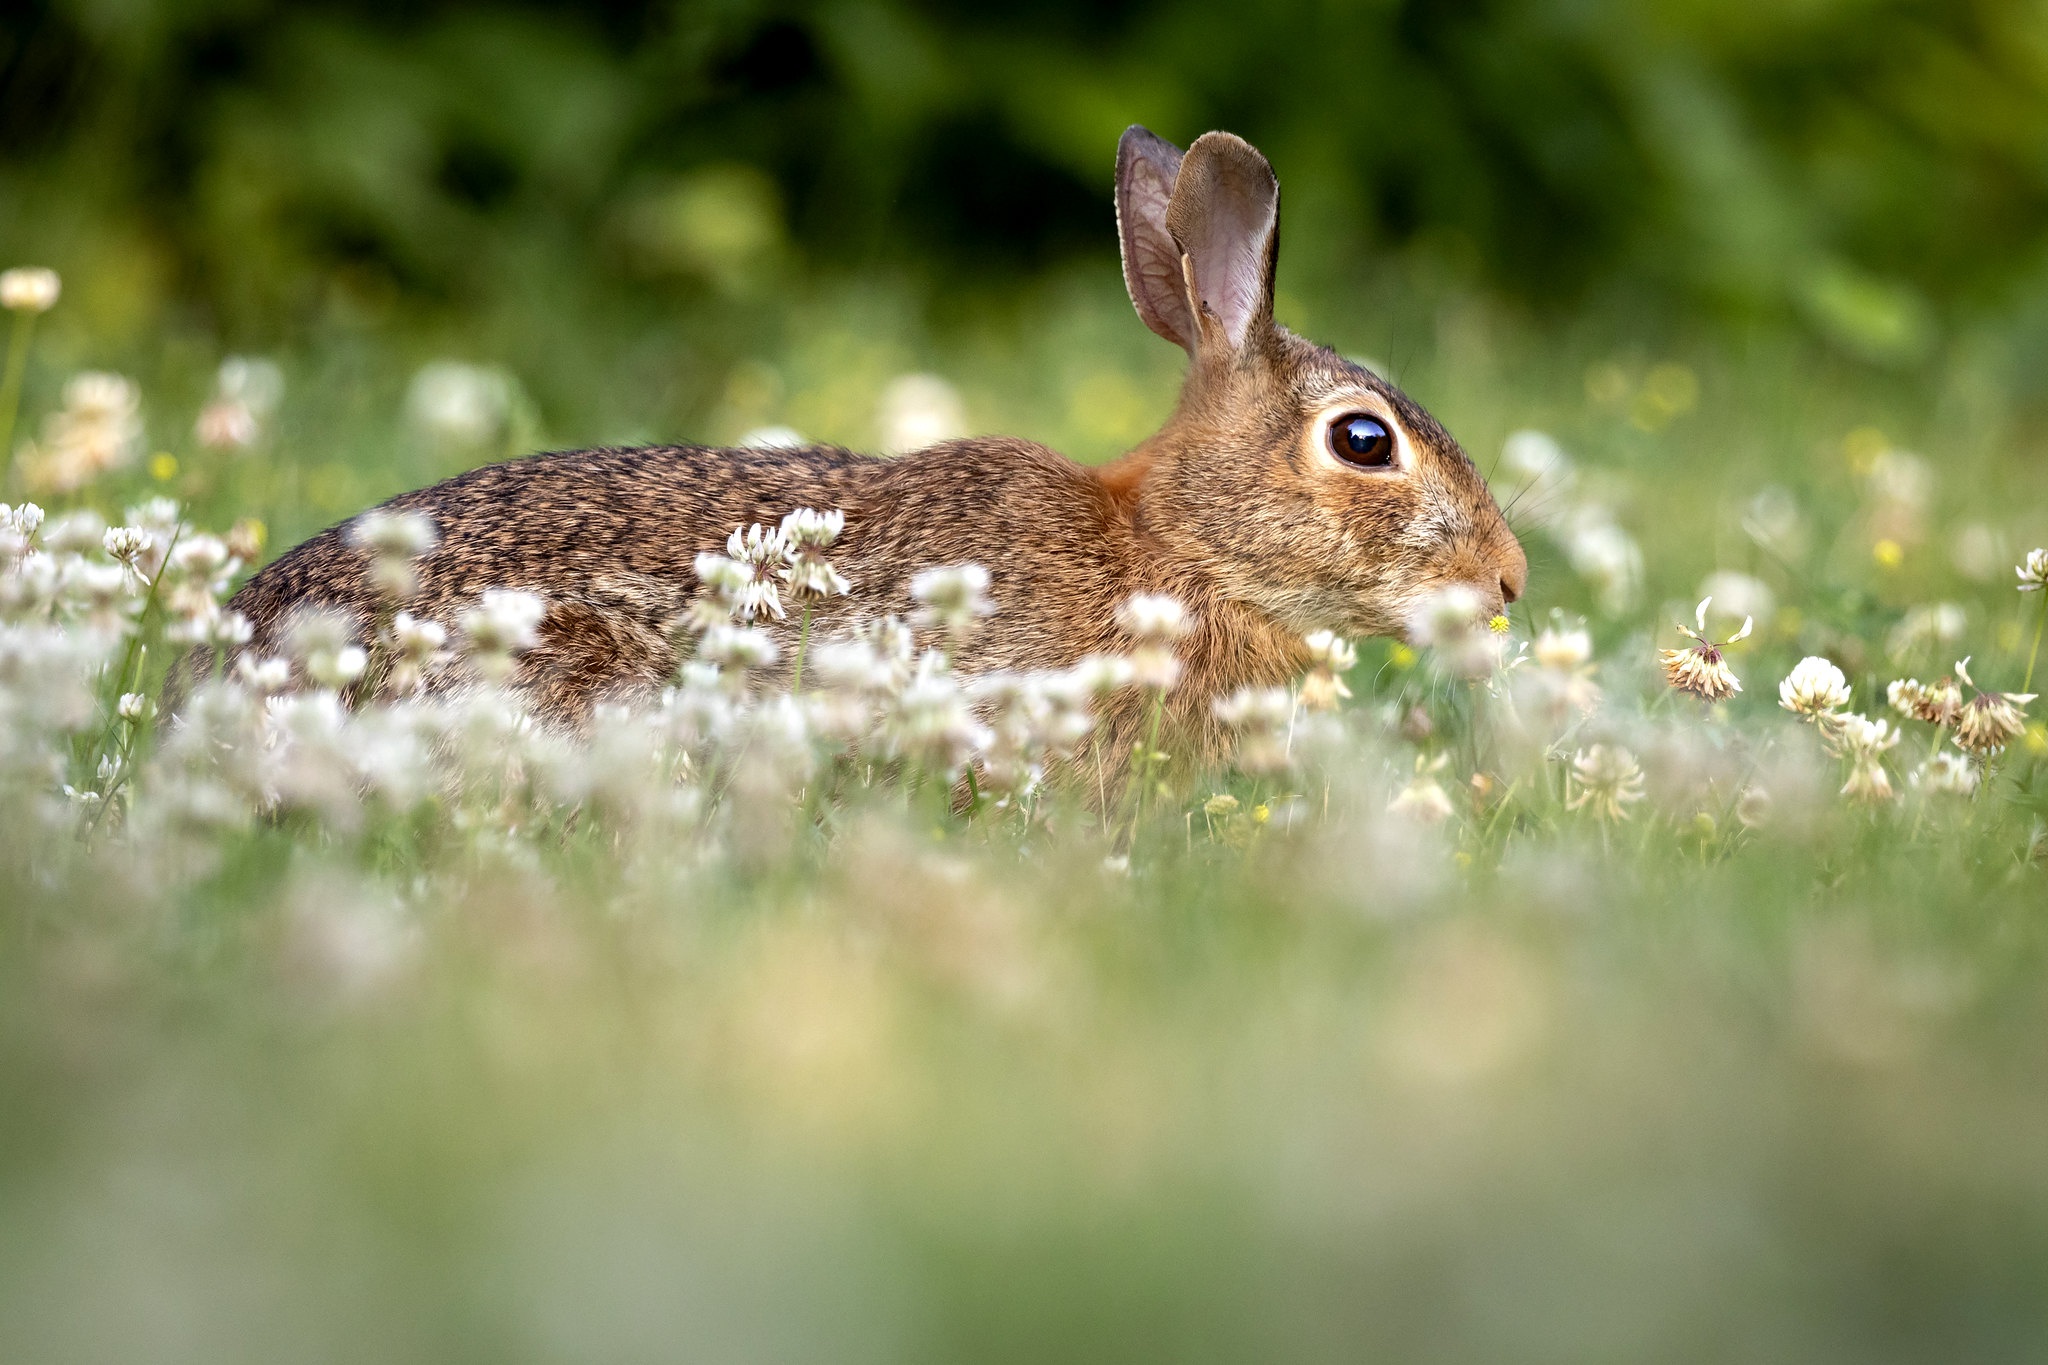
<box><xmin>8</xmin><ymin>2</ymin><xmax>2048</xmax><ymax>1353</ymax></box>
<box><xmin>3</xmin><ymin>247</ymin><xmax>2048</xmax><ymax>1362</ymax></box>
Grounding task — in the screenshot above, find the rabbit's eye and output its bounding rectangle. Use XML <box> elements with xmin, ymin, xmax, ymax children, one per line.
<box><xmin>1330</xmin><ymin>413</ymin><xmax>1394</xmax><ymax>469</ymax></box>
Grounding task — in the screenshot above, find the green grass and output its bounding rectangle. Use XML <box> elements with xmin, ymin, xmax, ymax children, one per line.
<box><xmin>3</xmin><ymin>270</ymin><xmax>2048</xmax><ymax>1363</ymax></box>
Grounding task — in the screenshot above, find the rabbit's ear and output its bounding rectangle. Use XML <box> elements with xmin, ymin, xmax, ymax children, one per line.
<box><xmin>1116</xmin><ymin>126</ymin><xmax>1198</xmax><ymax>351</ymax></box>
<box><xmin>1165</xmin><ymin>132</ymin><xmax>1279</xmax><ymax>353</ymax></box>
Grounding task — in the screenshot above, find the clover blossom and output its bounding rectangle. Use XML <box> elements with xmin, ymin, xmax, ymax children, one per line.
<box><xmin>1661</xmin><ymin>597</ymin><xmax>1749</xmax><ymax>702</ymax></box>
<box><xmin>1115</xmin><ymin>592</ymin><xmax>1193</xmax><ymax>690</ymax></box>
<box><xmin>1951</xmin><ymin>657</ymin><xmax>2035</xmax><ymax>756</ymax></box>
<box><xmin>1779</xmin><ymin>656</ymin><xmax>1850</xmax><ymax>721</ymax></box>
<box><xmin>1568</xmin><ymin>744</ymin><xmax>1646</xmax><ymax>822</ymax></box>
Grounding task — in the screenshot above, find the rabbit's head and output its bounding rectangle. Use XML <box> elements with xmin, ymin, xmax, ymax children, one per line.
<box><xmin>1115</xmin><ymin>126</ymin><xmax>1526</xmax><ymax>641</ymax></box>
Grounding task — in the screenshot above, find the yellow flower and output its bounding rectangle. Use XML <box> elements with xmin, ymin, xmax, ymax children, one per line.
<box><xmin>1487</xmin><ymin>613</ymin><xmax>1511</xmax><ymax>635</ymax></box>
<box><xmin>1872</xmin><ymin>539</ymin><xmax>1904</xmax><ymax>569</ymax></box>
<box><xmin>149</xmin><ymin>452</ymin><xmax>179</xmax><ymax>481</ymax></box>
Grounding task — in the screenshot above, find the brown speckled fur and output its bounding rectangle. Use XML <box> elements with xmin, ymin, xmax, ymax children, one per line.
<box><xmin>200</xmin><ymin>128</ymin><xmax>1526</xmax><ymax>780</ymax></box>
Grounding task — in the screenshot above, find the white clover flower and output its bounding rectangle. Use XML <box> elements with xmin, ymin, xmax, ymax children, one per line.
<box><xmin>1116</xmin><ymin>593</ymin><xmax>1193</xmax><ymax>644</ymax></box>
<box><xmin>1913</xmin><ymin>751</ymin><xmax>1980</xmax><ymax>798</ymax></box>
<box><xmin>1116</xmin><ymin>593</ymin><xmax>1192</xmax><ymax>690</ymax></box>
<box><xmin>196</xmin><ymin>356</ymin><xmax>283</xmax><ymax>452</ymax></box>
<box><xmin>22</xmin><ymin>372</ymin><xmax>143</xmax><ymax>494</ymax></box>
<box><xmin>777</xmin><ymin>508</ymin><xmax>851</xmax><ymax>600</ymax></box>
<box><xmin>4</xmin><ymin>502</ymin><xmax>48</xmax><ymax>539</ymax></box>
<box><xmin>349</xmin><ymin>509</ymin><xmax>439</xmax><ymax>600</ymax></box>
<box><xmin>779</xmin><ymin>507</ymin><xmax>844</xmax><ymax>548</ymax></box>
<box><xmin>2019</xmin><ymin>548</ymin><xmax>2048</xmax><ymax>592</ymax></box>
<box><xmin>1779</xmin><ymin>656</ymin><xmax>1851</xmax><ymax>720</ymax></box>
<box><xmin>1213</xmin><ymin>686</ymin><xmax>1294</xmax><ymax>775</ymax></box>
<box><xmin>459</xmin><ymin>589</ymin><xmax>546</xmax><ymax>678</ymax></box>
<box><xmin>0</xmin><ymin>266</ymin><xmax>60</xmax><ymax>313</ymax></box>
<box><xmin>695</xmin><ymin>542</ymin><xmax>785</xmax><ymax>624</ymax></box>
<box><xmin>235</xmin><ymin>655</ymin><xmax>292</xmax><ymax>694</ymax></box>
<box><xmin>878</xmin><ymin>373</ymin><xmax>966</xmax><ymax>454</ymax></box>
<box><xmin>102</xmin><ymin>526</ymin><xmax>152</xmax><ymax>566</ymax></box>
<box><xmin>1831</xmin><ymin>712</ymin><xmax>1901</xmax><ymax>805</ymax></box>
<box><xmin>1885</xmin><ymin>603</ymin><xmax>1967</xmax><ymax>662</ymax></box>
<box><xmin>1065</xmin><ymin>652</ymin><xmax>1136</xmax><ymax>696</ymax></box>
<box><xmin>726</xmin><ymin>522</ymin><xmax>792</xmax><ymax>568</ymax></box>
<box><xmin>1299</xmin><ymin>629</ymin><xmax>1356</xmax><ymax>711</ymax></box>
<box><xmin>309</xmin><ymin>644</ymin><xmax>367</xmax><ymax>689</ymax></box>
<box><xmin>883</xmin><ymin>657</ymin><xmax>992</xmax><ymax>774</ymax></box>
<box><xmin>1563</xmin><ymin>510</ymin><xmax>1642</xmax><ymax>615</ymax></box>
<box><xmin>118</xmin><ymin>692</ymin><xmax>149</xmax><ymax>721</ymax></box>
<box><xmin>1568</xmin><ymin>744</ymin><xmax>1646</xmax><ymax>822</ymax></box>
<box><xmin>1533</xmin><ymin>626</ymin><xmax>1592</xmax><ymax>672</ymax></box>
<box><xmin>407</xmin><ymin>361</ymin><xmax>512</xmax><ymax>447</ymax></box>
<box><xmin>350</xmin><ymin>508</ymin><xmax>438</xmax><ymax>559</ymax></box>
<box><xmin>911</xmin><ymin>563</ymin><xmax>995</xmax><ymax>643</ymax></box>
<box><xmin>738</xmin><ymin>425</ymin><xmax>806</xmax><ymax>450</ymax></box>
<box><xmin>170</xmin><ymin>534</ymin><xmax>232</xmax><ymax>579</ymax></box>
<box><xmin>205</xmin><ymin>611</ymin><xmax>253</xmax><ymax>648</ymax></box>
<box><xmin>386</xmin><ymin>611</ymin><xmax>449</xmax><ymax>693</ymax></box>
<box><xmin>1389</xmin><ymin>775</ymin><xmax>1456</xmax><ymax>824</ymax></box>
<box><xmin>1410</xmin><ymin>584</ymin><xmax>1507</xmax><ymax>679</ymax></box>
<box><xmin>699</xmin><ymin>623</ymin><xmax>779</xmax><ymax>673</ymax></box>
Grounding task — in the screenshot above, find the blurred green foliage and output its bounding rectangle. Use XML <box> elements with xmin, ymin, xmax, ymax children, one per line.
<box><xmin>11</xmin><ymin>0</ymin><xmax>2048</xmax><ymax>411</ymax></box>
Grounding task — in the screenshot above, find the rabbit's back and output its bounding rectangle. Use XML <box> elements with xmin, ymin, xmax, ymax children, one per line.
<box><xmin>224</xmin><ymin>438</ymin><xmax>1147</xmax><ymax>719</ymax></box>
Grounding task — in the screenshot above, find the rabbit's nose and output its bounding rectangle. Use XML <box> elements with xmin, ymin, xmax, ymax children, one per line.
<box><xmin>1499</xmin><ymin>550</ymin><xmax>1527</xmax><ymax>605</ymax></box>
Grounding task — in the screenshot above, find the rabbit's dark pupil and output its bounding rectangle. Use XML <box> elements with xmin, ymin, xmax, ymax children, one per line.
<box><xmin>1333</xmin><ymin>414</ymin><xmax>1393</xmax><ymax>468</ymax></box>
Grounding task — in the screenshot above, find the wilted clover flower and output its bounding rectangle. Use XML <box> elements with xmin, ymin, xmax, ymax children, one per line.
<box><xmin>1835</xmin><ymin>713</ymin><xmax>1900</xmax><ymax>804</ymax></box>
<box><xmin>1660</xmin><ymin>597</ymin><xmax>1748</xmax><ymax>702</ymax></box>
<box><xmin>2015</xmin><ymin>548</ymin><xmax>2045</xmax><ymax>592</ymax></box>
<box><xmin>348</xmin><ymin>509</ymin><xmax>439</xmax><ymax>601</ymax></box>
<box><xmin>1299</xmin><ymin>630</ymin><xmax>1356</xmax><ymax>711</ymax></box>
<box><xmin>459</xmin><ymin>589</ymin><xmax>546</xmax><ymax>680</ymax></box>
<box><xmin>1779</xmin><ymin>656</ymin><xmax>1851</xmax><ymax>721</ymax></box>
<box><xmin>1213</xmin><ymin>685</ymin><xmax>1293</xmax><ymax>776</ymax></box>
<box><xmin>1951</xmin><ymin>657</ymin><xmax>2036</xmax><ymax>756</ymax></box>
<box><xmin>777</xmin><ymin>507</ymin><xmax>851</xmax><ymax>600</ymax></box>
<box><xmin>1888</xmin><ymin>676</ymin><xmax>1961</xmax><ymax>728</ymax></box>
<box><xmin>911</xmin><ymin>563</ymin><xmax>994</xmax><ymax>644</ymax></box>
<box><xmin>1567</xmin><ymin>744</ymin><xmax>1646</xmax><ymax>822</ymax></box>
<box><xmin>0</xmin><ymin>266</ymin><xmax>60</xmax><ymax>313</ymax></box>
<box><xmin>1913</xmin><ymin>751</ymin><xmax>1980</xmax><ymax>798</ymax></box>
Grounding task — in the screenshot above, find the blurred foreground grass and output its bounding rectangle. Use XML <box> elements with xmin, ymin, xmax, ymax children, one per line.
<box><xmin>4</xmin><ymin>253</ymin><xmax>2048</xmax><ymax>1363</ymax></box>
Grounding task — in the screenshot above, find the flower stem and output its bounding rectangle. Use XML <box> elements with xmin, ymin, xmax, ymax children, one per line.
<box><xmin>0</xmin><ymin>309</ymin><xmax>38</xmax><ymax>491</ymax></box>
<box><xmin>2024</xmin><ymin>593</ymin><xmax>2045</xmax><ymax>695</ymax></box>
<box><xmin>791</xmin><ymin>604</ymin><xmax>812</xmax><ymax>695</ymax></box>
<box><xmin>1122</xmin><ymin>690</ymin><xmax>1166</xmax><ymax>845</ymax></box>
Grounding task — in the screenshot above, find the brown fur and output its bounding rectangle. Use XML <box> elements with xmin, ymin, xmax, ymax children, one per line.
<box><xmin>198</xmin><ymin>128</ymin><xmax>1526</xmax><ymax>778</ymax></box>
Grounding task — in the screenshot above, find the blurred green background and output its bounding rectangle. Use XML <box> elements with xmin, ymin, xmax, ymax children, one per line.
<box><xmin>12</xmin><ymin>0</ymin><xmax>2048</xmax><ymax>438</ymax></box>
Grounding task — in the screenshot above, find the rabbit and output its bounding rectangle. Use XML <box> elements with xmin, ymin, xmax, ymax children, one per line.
<box><xmin>206</xmin><ymin>126</ymin><xmax>1526</xmax><ymax>772</ymax></box>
